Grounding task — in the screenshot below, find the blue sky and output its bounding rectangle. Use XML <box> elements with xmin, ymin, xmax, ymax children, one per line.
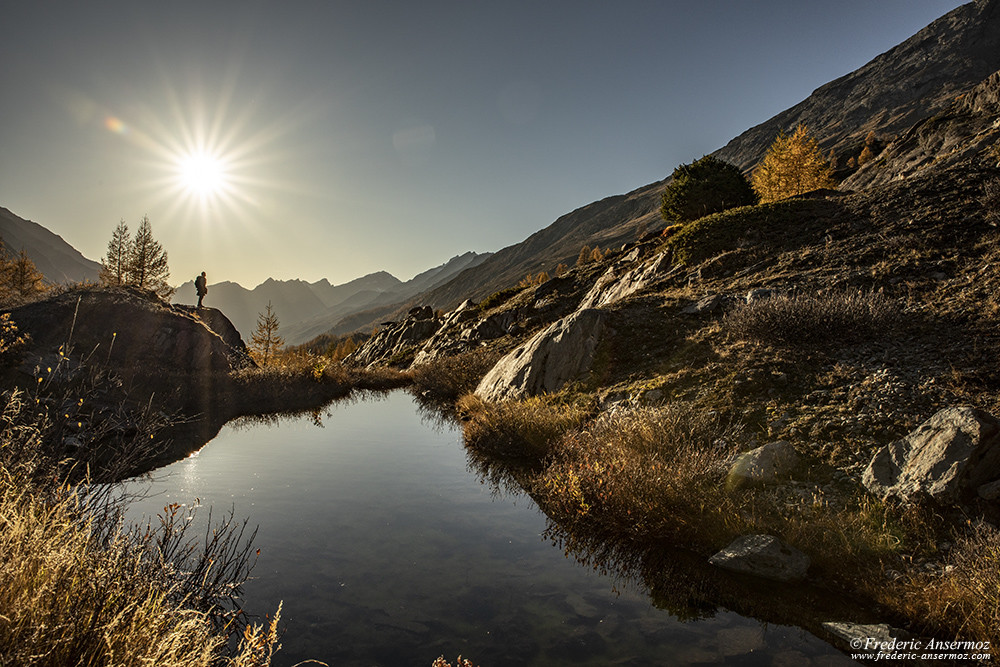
<box><xmin>0</xmin><ymin>1</ymin><xmax>965</xmax><ymax>288</ymax></box>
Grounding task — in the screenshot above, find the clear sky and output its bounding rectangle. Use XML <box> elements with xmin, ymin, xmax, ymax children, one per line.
<box><xmin>0</xmin><ymin>1</ymin><xmax>965</xmax><ymax>289</ymax></box>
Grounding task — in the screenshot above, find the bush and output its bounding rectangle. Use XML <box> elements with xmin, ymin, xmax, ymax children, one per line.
<box><xmin>458</xmin><ymin>394</ymin><xmax>588</xmax><ymax>464</ymax></box>
<box><xmin>724</xmin><ymin>290</ymin><xmax>903</xmax><ymax>346</ymax></box>
<box><xmin>478</xmin><ymin>286</ymin><xmax>522</xmax><ymax>312</ymax></box>
<box><xmin>662</xmin><ymin>198</ymin><xmax>829</xmax><ymax>266</ymax></box>
<box><xmin>660</xmin><ymin>156</ymin><xmax>758</xmax><ymax>224</ymax></box>
<box><xmin>906</xmin><ymin>521</ymin><xmax>1000</xmax><ymax>644</ymax></box>
<box><xmin>534</xmin><ymin>404</ymin><xmax>743</xmax><ymax>548</ymax></box>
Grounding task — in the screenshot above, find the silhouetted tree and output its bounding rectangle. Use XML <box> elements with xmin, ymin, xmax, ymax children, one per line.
<box><xmin>250</xmin><ymin>301</ymin><xmax>284</xmax><ymax>366</ymax></box>
<box><xmin>126</xmin><ymin>216</ymin><xmax>172</xmax><ymax>299</ymax></box>
<box><xmin>99</xmin><ymin>219</ymin><xmax>130</xmax><ymax>287</ymax></box>
<box><xmin>7</xmin><ymin>249</ymin><xmax>47</xmax><ymax>301</ymax></box>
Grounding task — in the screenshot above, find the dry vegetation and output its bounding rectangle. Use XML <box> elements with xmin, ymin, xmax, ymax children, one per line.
<box><xmin>0</xmin><ymin>388</ymin><xmax>282</xmax><ymax>666</ymax></box>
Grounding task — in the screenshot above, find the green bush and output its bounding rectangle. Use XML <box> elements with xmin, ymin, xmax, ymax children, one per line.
<box><xmin>660</xmin><ymin>156</ymin><xmax>758</xmax><ymax>225</ymax></box>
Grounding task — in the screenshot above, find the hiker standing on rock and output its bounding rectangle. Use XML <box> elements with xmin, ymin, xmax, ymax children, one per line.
<box><xmin>195</xmin><ymin>271</ymin><xmax>208</xmax><ymax>308</ymax></box>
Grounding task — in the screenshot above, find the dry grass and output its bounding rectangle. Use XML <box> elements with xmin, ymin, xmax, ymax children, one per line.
<box><xmin>984</xmin><ymin>177</ymin><xmax>1000</xmax><ymax>226</ymax></box>
<box><xmin>724</xmin><ymin>289</ymin><xmax>903</xmax><ymax>346</ymax></box>
<box><xmin>0</xmin><ymin>390</ymin><xmax>281</xmax><ymax>666</ymax></box>
<box><xmin>409</xmin><ymin>348</ymin><xmax>502</xmax><ymax>405</ymax></box>
<box><xmin>902</xmin><ymin>521</ymin><xmax>1000</xmax><ymax>645</ymax></box>
<box><xmin>532</xmin><ymin>404</ymin><xmax>745</xmax><ymax>550</ymax></box>
<box><xmin>458</xmin><ymin>393</ymin><xmax>589</xmax><ymax>464</ymax></box>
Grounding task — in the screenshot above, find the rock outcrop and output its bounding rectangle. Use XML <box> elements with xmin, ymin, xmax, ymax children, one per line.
<box><xmin>6</xmin><ymin>286</ymin><xmax>251</xmax><ymax>376</ymax></box>
<box><xmin>862</xmin><ymin>406</ymin><xmax>1000</xmax><ymax>504</ymax></box>
<box><xmin>843</xmin><ymin>69</ymin><xmax>1000</xmax><ymax>190</ymax></box>
<box><xmin>708</xmin><ymin>534</ymin><xmax>810</xmax><ymax>583</ymax></box>
<box><xmin>476</xmin><ymin>308</ymin><xmax>606</xmax><ymax>402</ymax></box>
<box><xmin>579</xmin><ymin>252</ymin><xmax>673</xmax><ymax>310</ymax></box>
<box><xmin>347</xmin><ymin>307</ymin><xmax>442</xmax><ymax>367</ymax></box>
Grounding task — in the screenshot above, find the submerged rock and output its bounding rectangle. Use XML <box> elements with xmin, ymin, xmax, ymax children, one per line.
<box><xmin>708</xmin><ymin>534</ymin><xmax>810</xmax><ymax>582</ymax></box>
<box><xmin>476</xmin><ymin>308</ymin><xmax>605</xmax><ymax>402</ymax></box>
<box><xmin>862</xmin><ymin>406</ymin><xmax>1000</xmax><ymax>504</ymax></box>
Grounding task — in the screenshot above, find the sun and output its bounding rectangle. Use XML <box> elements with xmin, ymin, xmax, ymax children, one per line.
<box><xmin>176</xmin><ymin>151</ymin><xmax>228</xmax><ymax>197</ymax></box>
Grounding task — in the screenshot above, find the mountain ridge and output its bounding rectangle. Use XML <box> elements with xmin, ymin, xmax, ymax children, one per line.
<box><xmin>0</xmin><ymin>207</ymin><xmax>101</xmax><ymax>284</ymax></box>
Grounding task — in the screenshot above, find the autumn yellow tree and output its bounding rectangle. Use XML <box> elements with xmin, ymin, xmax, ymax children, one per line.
<box><xmin>751</xmin><ymin>125</ymin><xmax>835</xmax><ymax>203</ymax></box>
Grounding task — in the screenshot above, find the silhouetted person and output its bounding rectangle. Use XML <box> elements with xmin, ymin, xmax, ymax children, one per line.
<box><xmin>195</xmin><ymin>271</ymin><xmax>208</xmax><ymax>308</ymax></box>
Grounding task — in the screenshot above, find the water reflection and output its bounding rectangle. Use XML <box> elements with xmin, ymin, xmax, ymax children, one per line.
<box><xmin>126</xmin><ymin>391</ymin><xmax>856</xmax><ymax>666</ymax></box>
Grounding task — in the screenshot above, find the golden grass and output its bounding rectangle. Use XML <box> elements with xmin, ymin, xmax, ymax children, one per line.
<box><xmin>0</xmin><ymin>390</ymin><xmax>281</xmax><ymax>666</ymax></box>
<box><xmin>409</xmin><ymin>348</ymin><xmax>502</xmax><ymax>405</ymax></box>
<box><xmin>902</xmin><ymin>521</ymin><xmax>1000</xmax><ymax>645</ymax></box>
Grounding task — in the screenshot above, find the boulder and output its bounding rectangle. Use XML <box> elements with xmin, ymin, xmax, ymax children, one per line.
<box><xmin>708</xmin><ymin>534</ymin><xmax>810</xmax><ymax>582</ymax></box>
<box><xmin>821</xmin><ymin>622</ymin><xmax>917</xmax><ymax>657</ymax></box>
<box><xmin>476</xmin><ymin>308</ymin><xmax>605</xmax><ymax>402</ymax></box>
<box><xmin>862</xmin><ymin>406</ymin><xmax>1000</xmax><ymax>504</ymax></box>
<box><xmin>727</xmin><ymin>441</ymin><xmax>801</xmax><ymax>490</ymax></box>
<box><xmin>681</xmin><ymin>294</ymin><xmax>726</xmax><ymax>315</ymax></box>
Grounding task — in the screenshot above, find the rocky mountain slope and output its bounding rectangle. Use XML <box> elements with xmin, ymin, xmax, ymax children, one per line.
<box><xmin>0</xmin><ymin>207</ymin><xmax>101</xmax><ymax>284</ymax></box>
<box><xmin>325</xmin><ymin>0</ymin><xmax>1000</xmax><ymax>338</ymax></box>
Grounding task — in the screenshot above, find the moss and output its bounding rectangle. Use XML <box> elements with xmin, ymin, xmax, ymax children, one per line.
<box><xmin>662</xmin><ymin>199</ymin><xmax>835</xmax><ymax>266</ymax></box>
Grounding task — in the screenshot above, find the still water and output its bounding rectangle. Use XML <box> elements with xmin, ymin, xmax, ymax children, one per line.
<box><xmin>126</xmin><ymin>392</ymin><xmax>855</xmax><ymax>666</ymax></box>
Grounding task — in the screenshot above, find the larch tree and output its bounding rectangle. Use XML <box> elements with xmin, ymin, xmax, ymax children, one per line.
<box><xmin>250</xmin><ymin>301</ymin><xmax>284</xmax><ymax>367</ymax></box>
<box><xmin>126</xmin><ymin>216</ymin><xmax>172</xmax><ymax>299</ymax></box>
<box><xmin>751</xmin><ymin>125</ymin><xmax>835</xmax><ymax>203</ymax></box>
<box><xmin>7</xmin><ymin>249</ymin><xmax>47</xmax><ymax>301</ymax></box>
<box><xmin>99</xmin><ymin>219</ymin><xmax>130</xmax><ymax>287</ymax></box>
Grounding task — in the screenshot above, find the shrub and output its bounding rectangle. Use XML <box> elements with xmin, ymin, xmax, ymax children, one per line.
<box><xmin>660</xmin><ymin>155</ymin><xmax>758</xmax><ymax>224</ymax></box>
<box><xmin>477</xmin><ymin>286</ymin><xmax>522</xmax><ymax>312</ymax></box>
<box><xmin>533</xmin><ymin>404</ymin><xmax>743</xmax><ymax>547</ymax></box>
<box><xmin>724</xmin><ymin>290</ymin><xmax>903</xmax><ymax>346</ymax></box>
<box><xmin>906</xmin><ymin>521</ymin><xmax>1000</xmax><ymax>644</ymax></box>
<box><xmin>458</xmin><ymin>394</ymin><xmax>588</xmax><ymax>464</ymax></box>
<box><xmin>662</xmin><ymin>198</ymin><xmax>828</xmax><ymax>266</ymax></box>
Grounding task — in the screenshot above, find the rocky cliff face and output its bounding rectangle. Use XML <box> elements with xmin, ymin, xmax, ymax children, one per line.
<box><xmin>842</xmin><ymin>68</ymin><xmax>1000</xmax><ymax>189</ymax></box>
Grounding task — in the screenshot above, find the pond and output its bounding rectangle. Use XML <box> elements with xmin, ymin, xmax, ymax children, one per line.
<box><xmin>125</xmin><ymin>391</ymin><xmax>857</xmax><ymax>666</ymax></box>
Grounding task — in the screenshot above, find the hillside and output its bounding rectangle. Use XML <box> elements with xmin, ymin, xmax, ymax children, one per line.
<box><xmin>322</xmin><ymin>0</ymin><xmax>1000</xmax><ymax>337</ymax></box>
<box><xmin>0</xmin><ymin>207</ymin><xmax>101</xmax><ymax>284</ymax></box>
<box><xmin>350</xmin><ymin>128</ymin><xmax>1000</xmax><ymax>646</ymax></box>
